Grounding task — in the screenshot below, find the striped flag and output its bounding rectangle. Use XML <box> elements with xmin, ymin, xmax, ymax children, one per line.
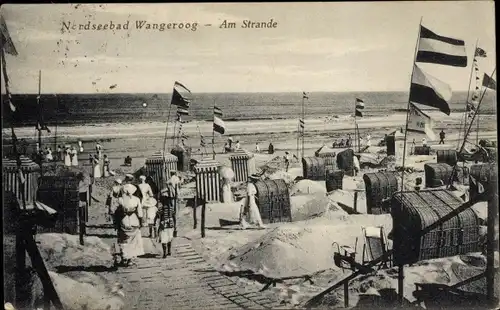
<box><xmin>177</xmin><ymin>107</ymin><xmax>189</xmax><ymax>116</ymax></box>
<box><xmin>355</xmin><ymin>98</ymin><xmax>364</xmax><ymax>117</ymax></box>
<box><xmin>303</xmin><ymin>92</ymin><xmax>309</xmax><ymax>99</ymax></box>
<box><xmin>475</xmin><ymin>47</ymin><xmax>487</xmax><ymax>58</ymax></box>
<box><xmin>200</xmin><ymin>135</ymin><xmax>206</xmax><ymax>147</ymax></box>
<box><xmin>171</xmin><ymin>81</ymin><xmax>192</xmax><ymax>108</ymax></box>
<box><xmin>410</xmin><ymin>64</ymin><xmax>452</xmax><ymax>115</ymax></box>
<box><xmin>416</xmin><ymin>25</ymin><xmax>467</xmax><ymax>67</ymax></box>
<box><xmin>213</xmin><ymin>106</ymin><xmax>225</xmax><ymax>134</ymax></box>
<box><xmin>299</xmin><ymin>118</ymin><xmax>304</xmax><ymax>129</ymax></box>
<box><xmin>482</xmin><ymin>73</ymin><xmax>496</xmax><ymax>90</ymax></box>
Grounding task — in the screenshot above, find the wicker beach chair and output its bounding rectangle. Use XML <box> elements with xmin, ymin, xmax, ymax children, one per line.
<box><xmin>362</xmin><ymin>226</ymin><xmax>392</xmax><ymax>269</ymax></box>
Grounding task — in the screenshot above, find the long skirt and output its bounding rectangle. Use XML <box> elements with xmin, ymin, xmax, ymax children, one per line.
<box><xmin>142</xmin><ymin>206</ymin><xmax>158</xmax><ymax>226</ymax></box>
<box><xmin>240</xmin><ymin>196</ymin><xmax>264</xmax><ymax>227</ymax></box>
<box><xmin>94</xmin><ymin>164</ymin><xmax>102</xmax><ymax>178</ymax></box>
<box><xmin>103</xmin><ymin>165</ymin><xmax>110</xmax><ymax>177</ymax></box>
<box><xmin>159</xmin><ymin>228</ymin><xmax>174</xmax><ymax>244</ymax></box>
<box><xmin>71</xmin><ymin>155</ymin><xmax>78</xmax><ymax>166</ymax></box>
<box><xmin>64</xmin><ymin>154</ymin><xmax>71</xmax><ymax>166</ymax></box>
<box><xmin>222</xmin><ymin>184</ymin><xmax>233</xmax><ymax>203</ymax></box>
<box><xmin>116</xmin><ymin>227</ymin><xmax>144</xmax><ymax>259</ymax></box>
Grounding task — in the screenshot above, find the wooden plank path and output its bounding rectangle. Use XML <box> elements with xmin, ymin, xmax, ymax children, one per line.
<box><xmin>112</xmin><ymin>236</ymin><xmax>281</xmax><ymax>310</ymax></box>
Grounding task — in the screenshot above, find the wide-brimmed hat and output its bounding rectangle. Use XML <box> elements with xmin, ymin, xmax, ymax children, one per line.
<box><xmin>115</xmin><ymin>179</ymin><xmax>122</xmax><ymax>184</ymax></box>
<box><xmin>248</xmin><ymin>174</ymin><xmax>260</xmax><ymax>181</ymax></box>
<box><xmin>122</xmin><ymin>184</ymin><xmax>137</xmax><ymax>195</ymax></box>
<box><xmin>125</xmin><ymin>174</ymin><xmax>134</xmax><ymax>181</ymax></box>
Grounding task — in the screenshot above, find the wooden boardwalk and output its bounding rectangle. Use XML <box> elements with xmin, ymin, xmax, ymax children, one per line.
<box><xmin>108</xmin><ymin>232</ymin><xmax>281</xmax><ymax>309</ymax></box>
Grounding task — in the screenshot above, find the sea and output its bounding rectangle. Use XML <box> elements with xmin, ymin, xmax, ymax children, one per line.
<box><xmin>2</xmin><ymin>91</ymin><xmax>496</xmax><ymax>128</ymax></box>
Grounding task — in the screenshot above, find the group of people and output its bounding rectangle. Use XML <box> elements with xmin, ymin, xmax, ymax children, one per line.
<box><xmin>106</xmin><ymin>171</ymin><xmax>182</xmax><ymax>266</ymax></box>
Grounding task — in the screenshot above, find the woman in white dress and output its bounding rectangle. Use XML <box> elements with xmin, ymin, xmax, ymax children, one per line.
<box><xmin>70</xmin><ymin>146</ymin><xmax>78</xmax><ymax>166</ymax></box>
<box><xmin>45</xmin><ymin>147</ymin><xmax>53</xmax><ymax>162</ymax></box>
<box><xmin>220</xmin><ymin>166</ymin><xmax>234</xmax><ymax>203</ymax></box>
<box><xmin>114</xmin><ymin>184</ymin><xmax>144</xmax><ymax>267</ymax></box>
<box><xmin>93</xmin><ymin>155</ymin><xmax>102</xmax><ymax>178</ymax></box>
<box><xmin>239</xmin><ymin>174</ymin><xmax>265</xmax><ymax>229</ymax></box>
<box><xmin>78</xmin><ymin>140</ymin><xmax>84</xmax><ymax>153</ymax></box>
<box><xmin>138</xmin><ymin>175</ymin><xmax>158</xmax><ymax>238</ymax></box>
<box><xmin>103</xmin><ymin>155</ymin><xmax>110</xmax><ymax>177</ymax></box>
<box><xmin>64</xmin><ymin>146</ymin><xmax>71</xmax><ymax>166</ymax></box>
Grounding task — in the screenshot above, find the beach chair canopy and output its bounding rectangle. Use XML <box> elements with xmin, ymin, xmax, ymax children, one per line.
<box><xmin>362</xmin><ymin>226</ymin><xmax>392</xmax><ymax>269</ymax></box>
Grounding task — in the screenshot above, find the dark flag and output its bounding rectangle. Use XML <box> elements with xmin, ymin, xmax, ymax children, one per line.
<box><xmin>299</xmin><ymin>118</ymin><xmax>304</xmax><ymax>129</ymax></box>
<box><xmin>171</xmin><ymin>81</ymin><xmax>192</xmax><ymax>108</ymax></box>
<box><xmin>416</xmin><ymin>25</ymin><xmax>467</xmax><ymax>67</ymax></box>
<box><xmin>482</xmin><ymin>73</ymin><xmax>496</xmax><ymax>90</ymax></box>
<box><xmin>213</xmin><ymin>106</ymin><xmax>225</xmax><ymax>134</ymax></box>
<box><xmin>355</xmin><ymin>98</ymin><xmax>364</xmax><ymax>117</ymax></box>
<box><xmin>475</xmin><ymin>47</ymin><xmax>487</xmax><ymax>58</ymax></box>
<box><xmin>303</xmin><ymin>92</ymin><xmax>308</xmax><ymax>99</ymax></box>
<box><xmin>410</xmin><ymin>64</ymin><xmax>452</xmax><ymax>115</ymax></box>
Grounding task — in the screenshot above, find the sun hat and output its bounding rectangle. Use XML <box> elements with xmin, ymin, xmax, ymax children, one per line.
<box><xmin>125</xmin><ymin>174</ymin><xmax>134</xmax><ymax>181</ymax></box>
<box><xmin>122</xmin><ymin>184</ymin><xmax>137</xmax><ymax>195</ymax></box>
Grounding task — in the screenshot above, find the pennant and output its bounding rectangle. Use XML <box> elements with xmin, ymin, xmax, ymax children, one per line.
<box><xmin>475</xmin><ymin>47</ymin><xmax>487</xmax><ymax>58</ymax></box>
<box><xmin>303</xmin><ymin>92</ymin><xmax>309</xmax><ymax>99</ymax></box>
<box><xmin>407</xmin><ymin>102</ymin><xmax>436</xmax><ymax>140</ymax></box>
<box><xmin>0</xmin><ymin>15</ymin><xmax>18</xmax><ymax>56</ymax></box>
<box><xmin>214</xmin><ymin>106</ymin><xmax>223</xmax><ymax>117</ymax></box>
<box><xmin>171</xmin><ymin>81</ymin><xmax>192</xmax><ymax>108</ymax></box>
<box><xmin>482</xmin><ymin>73</ymin><xmax>496</xmax><ymax>90</ymax></box>
<box><xmin>213</xmin><ymin>115</ymin><xmax>225</xmax><ymax>134</ymax></box>
<box><xmin>416</xmin><ymin>25</ymin><xmax>467</xmax><ymax>67</ymax></box>
<box><xmin>410</xmin><ymin>64</ymin><xmax>452</xmax><ymax>115</ymax></box>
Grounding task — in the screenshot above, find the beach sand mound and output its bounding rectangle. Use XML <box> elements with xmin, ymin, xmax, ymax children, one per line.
<box><xmin>37</xmin><ymin>233</ymin><xmax>112</xmax><ymax>269</ymax></box>
<box><xmin>49</xmin><ymin>271</ymin><xmax>125</xmax><ymax>310</ymax></box>
<box><xmin>218</xmin><ymin>213</ymin><xmax>392</xmax><ymax>279</ymax></box>
<box><xmin>291</xmin><ymin>180</ymin><xmax>326</xmax><ymax>196</ymax></box>
<box><xmin>291</xmin><ymin>194</ymin><xmax>347</xmax><ymax>222</ymax></box>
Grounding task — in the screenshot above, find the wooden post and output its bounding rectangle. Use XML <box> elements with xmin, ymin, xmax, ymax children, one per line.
<box><xmin>486</xmin><ymin>171</ymin><xmax>498</xmax><ymax>303</ymax></box>
<box><xmin>343</xmin><ymin>281</ymin><xmax>349</xmax><ymax>307</ymax></box>
<box><xmin>79</xmin><ymin>204</ymin><xmax>85</xmax><ymax>246</ymax></box>
<box><xmin>173</xmin><ymin>192</ymin><xmax>178</xmax><ymax>238</ymax></box>
<box><xmin>15</xmin><ymin>222</ymin><xmax>27</xmax><ymax>309</ymax></box>
<box><xmin>398</xmin><ymin>264</ymin><xmax>404</xmax><ymax>304</ymax></box>
<box><xmin>353</xmin><ymin>191</ymin><xmax>358</xmax><ymax>213</ymax></box>
<box><xmin>201</xmin><ymin>196</ymin><xmax>206</xmax><ymax>238</ymax></box>
<box><xmin>193</xmin><ymin>197</ymin><xmax>198</xmax><ymax>229</ymax></box>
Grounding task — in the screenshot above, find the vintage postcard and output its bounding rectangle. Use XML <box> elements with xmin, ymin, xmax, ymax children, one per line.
<box><xmin>1</xmin><ymin>2</ymin><xmax>498</xmax><ymax>310</ymax></box>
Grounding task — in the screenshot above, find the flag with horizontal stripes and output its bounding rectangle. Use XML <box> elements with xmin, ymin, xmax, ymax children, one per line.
<box><xmin>482</xmin><ymin>73</ymin><xmax>496</xmax><ymax>90</ymax></box>
<box><xmin>355</xmin><ymin>98</ymin><xmax>364</xmax><ymax>117</ymax></box>
<box><xmin>171</xmin><ymin>81</ymin><xmax>192</xmax><ymax>108</ymax></box>
<box><xmin>214</xmin><ymin>115</ymin><xmax>225</xmax><ymax>134</ymax></box>
<box><xmin>475</xmin><ymin>47</ymin><xmax>487</xmax><ymax>58</ymax></box>
<box><xmin>410</xmin><ymin>64</ymin><xmax>452</xmax><ymax>115</ymax></box>
<box><xmin>214</xmin><ymin>106</ymin><xmax>222</xmax><ymax>117</ymax></box>
<box><xmin>299</xmin><ymin>118</ymin><xmax>304</xmax><ymax>129</ymax></box>
<box><xmin>177</xmin><ymin>107</ymin><xmax>189</xmax><ymax>116</ymax></box>
<box><xmin>408</xmin><ymin>102</ymin><xmax>436</xmax><ymax>140</ymax></box>
<box><xmin>416</xmin><ymin>25</ymin><xmax>467</xmax><ymax>67</ymax></box>
<box><xmin>1</xmin><ymin>15</ymin><xmax>18</xmax><ymax>56</ymax></box>
<box><xmin>303</xmin><ymin>92</ymin><xmax>309</xmax><ymax>99</ymax></box>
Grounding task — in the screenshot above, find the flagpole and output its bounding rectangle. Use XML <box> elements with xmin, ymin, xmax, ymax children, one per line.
<box><xmin>162</xmin><ymin>100</ymin><xmax>174</xmax><ymax>157</ymax></box>
<box><xmin>354</xmin><ymin>99</ymin><xmax>357</xmax><ymax>152</ymax></box>
<box><xmin>301</xmin><ymin>93</ymin><xmax>305</xmax><ymax>159</ymax></box>
<box><xmin>37</xmin><ymin>70</ymin><xmax>43</xmax><ymax>176</ymax></box>
<box><xmin>447</xmin><ymin>67</ymin><xmax>496</xmax><ymax>187</ymax></box>
<box><xmin>398</xmin><ymin>17</ymin><xmax>423</xmax><ymax>305</ymax></box>
<box><xmin>459</xmin><ymin>39</ymin><xmax>479</xmax><ymax>149</ymax></box>
<box><xmin>212</xmin><ymin>99</ymin><xmax>216</xmax><ymax>160</ymax></box>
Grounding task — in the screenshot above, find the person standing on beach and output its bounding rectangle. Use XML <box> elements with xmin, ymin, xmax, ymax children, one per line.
<box><xmin>103</xmin><ymin>154</ymin><xmax>110</xmax><ymax>177</ymax></box>
<box><xmin>56</xmin><ymin>145</ymin><xmax>62</xmax><ymax>161</ymax></box>
<box><xmin>268</xmin><ymin>142</ymin><xmax>275</xmax><ymax>154</ymax></box>
<box><xmin>235</xmin><ymin>140</ymin><xmax>241</xmax><ymax>150</ymax></box>
<box><xmin>255</xmin><ymin>142</ymin><xmax>260</xmax><ymax>153</ymax></box>
<box><xmin>411</xmin><ymin>139</ymin><xmax>416</xmax><ymax>155</ymax></box>
<box><xmin>96</xmin><ymin>142</ymin><xmax>103</xmax><ymax>160</ymax></box>
<box><xmin>166</xmin><ymin>171</ymin><xmax>181</xmax><ymax>237</ymax></box>
<box><xmin>93</xmin><ymin>155</ymin><xmax>102</xmax><ymax>178</ymax></box>
<box><xmin>439</xmin><ymin>130</ymin><xmax>446</xmax><ymax>144</ymax></box>
<box><xmin>70</xmin><ymin>146</ymin><xmax>78</xmax><ymax>166</ymax></box>
<box><xmin>138</xmin><ymin>175</ymin><xmax>158</xmax><ymax>238</ymax></box>
<box><xmin>158</xmin><ymin>177</ymin><xmax>178</xmax><ymax>258</ymax></box>
<box><xmin>240</xmin><ymin>174</ymin><xmax>266</xmax><ymax>230</ymax></box>
<box><xmin>422</xmin><ymin>137</ymin><xmax>427</xmax><ymax>148</ymax></box>
<box><xmin>78</xmin><ymin>140</ymin><xmax>84</xmax><ymax>153</ymax></box>
<box><xmin>284</xmin><ymin>151</ymin><xmax>290</xmax><ymax>172</ymax></box>
<box><xmin>64</xmin><ymin>145</ymin><xmax>71</xmax><ymax>166</ymax></box>
<box><xmin>106</xmin><ymin>179</ymin><xmax>123</xmax><ymax>227</ymax></box>
<box><xmin>114</xmin><ymin>184</ymin><xmax>144</xmax><ymax>267</ymax></box>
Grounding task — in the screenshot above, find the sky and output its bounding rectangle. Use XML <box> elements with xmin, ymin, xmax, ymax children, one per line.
<box><xmin>0</xmin><ymin>2</ymin><xmax>496</xmax><ymax>94</ymax></box>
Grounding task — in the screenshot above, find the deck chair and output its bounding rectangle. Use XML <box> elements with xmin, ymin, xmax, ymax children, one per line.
<box><xmin>362</xmin><ymin>226</ymin><xmax>392</xmax><ymax>269</ymax></box>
